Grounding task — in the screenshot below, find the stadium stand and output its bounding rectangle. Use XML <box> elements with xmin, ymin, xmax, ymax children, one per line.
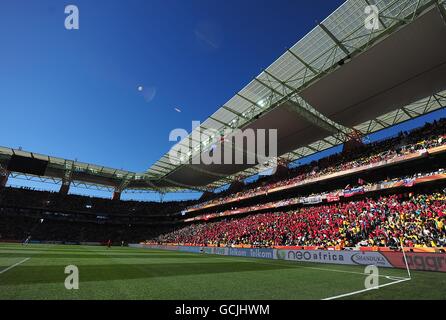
<box><xmin>0</xmin><ymin>188</ymin><xmax>193</xmax><ymax>243</ymax></box>
<box><xmin>150</xmin><ymin>118</ymin><xmax>446</xmax><ymax>249</ymax></box>
<box><xmin>0</xmin><ymin>187</ymin><xmax>193</xmax><ymax>216</ymax></box>
<box><xmin>1</xmin><ymin>118</ymin><xmax>445</xmax><ymax>248</ymax></box>
<box><xmin>186</xmin><ymin>118</ymin><xmax>446</xmax><ymax>212</ymax></box>
<box><xmin>182</xmin><ymin>168</ymin><xmax>446</xmax><ymax>223</ymax></box>
<box><xmin>0</xmin><ymin>214</ymin><xmax>172</xmax><ymax>244</ymax></box>
<box><xmin>156</xmin><ymin>192</ymin><xmax>446</xmax><ymax>249</ymax></box>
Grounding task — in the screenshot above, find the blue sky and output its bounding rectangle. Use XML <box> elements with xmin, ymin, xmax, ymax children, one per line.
<box><xmin>1</xmin><ymin>0</ymin><xmax>444</xmax><ymax>201</ymax></box>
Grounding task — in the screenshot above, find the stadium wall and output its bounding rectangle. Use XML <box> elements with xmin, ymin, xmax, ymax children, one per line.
<box><xmin>129</xmin><ymin>244</ymin><xmax>446</xmax><ymax>273</ymax></box>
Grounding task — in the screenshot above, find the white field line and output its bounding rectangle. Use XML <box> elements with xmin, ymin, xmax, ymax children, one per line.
<box><xmin>0</xmin><ymin>257</ymin><xmax>31</xmax><ymax>275</ymax></box>
<box><xmin>211</xmin><ymin>255</ymin><xmax>413</xmax><ymax>299</ymax></box>
<box><xmin>322</xmin><ymin>278</ymin><xmax>411</xmax><ymax>300</ymax></box>
<box><xmin>293</xmin><ymin>264</ymin><xmax>409</xmax><ymax>281</ymax></box>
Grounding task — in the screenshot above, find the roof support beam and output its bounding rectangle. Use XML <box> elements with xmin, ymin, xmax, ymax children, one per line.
<box><xmin>305</xmin><ymin>144</ymin><xmax>319</xmax><ymax>153</ymax></box>
<box><xmin>235</xmin><ymin>92</ymin><xmax>265</xmax><ymax>111</ymax></box>
<box><xmin>116</xmin><ymin>174</ymin><xmax>134</xmax><ymax>193</ymax></box>
<box><xmin>319</xmin><ymin>23</ymin><xmax>350</xmax><ymax>56</ymax></box>
<box><xmin>157</xmin><ymin>159</ymin><xmax>176</xmax><ymax>168</ymax></box>
<box><xmin>59</xmin><ymin>161</ymin><xmax>74</xmax><ymax>195</ymax></box>
<box><xmin>254</xmin><ymin>78</ymin><xmax>284</xmax><ymax>97</ymax></box>
<box><xmin>400</xmin><ymin>107</ymin><xmax>414</xmax><ymax>119</ymax></box>
<box><xmin>148</xmin><ymin>167</ymin><xmax>166</xmax><ymax>175</ymax></box>
<box><xmin>260</xmin><ymin>70</ymin><xmax>351</xmax><ymax>139</ymax></box>
<box><xmin>222</xmin><ymin>105</ymin><xmax>249</xmax><ymax>120</ymax></box>
<box><xmin>374</xmin><ymin>118</ymin><xmax>389</xmax><ymax>128</ymax></box>
<box><xmin>433</xmin><ymin>93</ymin><xmax>444</xmax><ymax>108</ymax></box>
<box><xmin>436</xmin><ymin>0</ymin><xmax>446</xmax><ymax>25</ymax></box>
<box><xmin>321</xmin><ymin>138</ymin><xmax>335</xmax><ymax>147</ymax></box>
<box><xmin>162</xmin><ymin>177</ymin><xmax>210</xmax><ymax>192</ymax></box>
<box><xmin>153</xmin><ymin>163</ymin><xmax>174</xmax><ymax>171</ymax></box>
<box><xmin>186</xmin><ymin>164</ymin><xmax>230</xmax><ymax>178</ymax></box>
<box><xmin>196</xmin><ymin>126</ymin><xmax>215</xmax><ymax>139</ymax></box>
<box><xmin>209</xmin><ymin>116</ymin><xmax>229</xmax><ymax>127</ymax></box>
<box><xmin>256</xmin><ymin>70</ymin><xmax>352</xmax><ymax>143</ymax></box>
<box><xmin>190</xmin><ymin>138</ymin><xmax>204</xmax><ymax>146</ymax></box>
<box><xmin>286</xmin><ymin>49</ymin><xmax>318</xmax><ymax>75</ymax></box>
<box><xmin>290</xmin><ymin>151</ymin><xmax>304</xmax><ymax>158</ymax></box>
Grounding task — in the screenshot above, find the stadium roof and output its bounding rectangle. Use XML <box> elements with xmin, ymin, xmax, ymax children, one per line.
<box><xmin>0</xmin><ymin>147</ymin><xmax>156</xmax><ymax>192</ymax></box>
<box><xmin>2</xmin><ymin>0</ymin><xmax>446</xmax><ymax>193</ymax></box>
<box><xmin>146</xmin><ymin>0</ymin><xmax>446</xmax><ymax>190</ymax></box>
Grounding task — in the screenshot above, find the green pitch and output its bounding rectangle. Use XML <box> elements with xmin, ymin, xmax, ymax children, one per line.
<box><xmin>0</xmin><ymin>243</ymin><xmax>445</xmax><ymax>300</ymax></box>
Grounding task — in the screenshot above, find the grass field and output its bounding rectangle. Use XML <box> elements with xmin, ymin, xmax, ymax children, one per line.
<box><xmin>0</xmin><ymin>243</ymin><xmax>445</xmax><ymax>300</ymax></box>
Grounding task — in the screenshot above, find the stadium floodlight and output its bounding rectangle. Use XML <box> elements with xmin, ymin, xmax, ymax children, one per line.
<box><xmin>257</xmin><ymin>98</ymin><xmax>268</xmax><ymax>108</ymax></box>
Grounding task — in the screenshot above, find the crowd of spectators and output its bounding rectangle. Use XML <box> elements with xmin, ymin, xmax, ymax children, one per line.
<box><xmin>1</xmin><ymin>119</ymin><xmax>445</xmax><ymax>246</ymax></box>
<box><xmin>190</xmin><ymin>118</ymin><xmax>446</xmax><ymax>210</ymax></box>
<box><xmin>157</xmin><ymin>192</ymin><xmax>446</xmax><ymax>248</ymax></box>
<box><xmin>186</xmin><ymin>169</ymin><xmax>445</xmax><ymax>222</ymax></box>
